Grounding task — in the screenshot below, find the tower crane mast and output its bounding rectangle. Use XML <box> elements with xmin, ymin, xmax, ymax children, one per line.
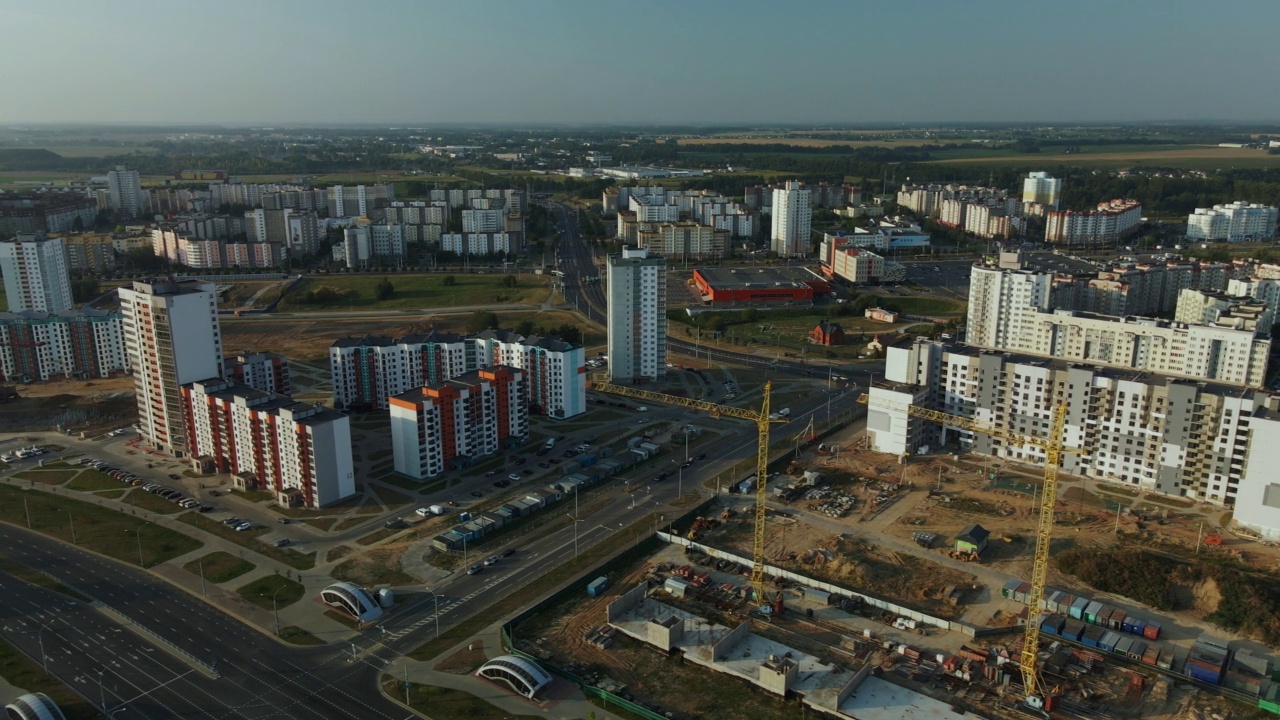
<box><xmin>859</xmin><ymin>393</ymin><xmax>1079</xmax><ymax>709</ymax></box>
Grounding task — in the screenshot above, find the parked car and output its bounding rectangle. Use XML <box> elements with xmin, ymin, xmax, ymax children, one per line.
<box><xmin>222</xmin><ymin>517</ymin><xmax>242</xmax><ymax>526</ymax></box>
<box><xmin>500</xmin><ymin>548</ymin><xmax>516</xmax><ymax>558</ymax></box>
<box><xmin>537</xmin><ymin>462</ymin><xmax>549</xmax><ymax>469</ymax></box>
<box><xmin>235</xmin><ymin>522</ymin><xmax>252</xmax><ymax>532</ymax></box>
<box><xmin>277</xmin><ymin>518</ymin><xmax>290</xmax><ymax>525</ymax></box>
<box><xmin>485</xmin><ymin>470</ymin><xmax>499</xmax><ymax>477</ymax></box>
<box><xmin>168</xmin><ymin>474</ymin><xmax>180</xmax><ymax>480</ymax></box>
<box><xmin>274</xmin><ymin>539</ymin><xmax>290</xmax><ymax>548</ymax></box>
<box><xmin>508</xmin><ymin>473</ymin><xmax>521</xmax><ymax>481</ymax></box>
<box><xmin>198</xmin><ymin>505</ymin><xmax>213</xmax><ymax>513</ymax></box>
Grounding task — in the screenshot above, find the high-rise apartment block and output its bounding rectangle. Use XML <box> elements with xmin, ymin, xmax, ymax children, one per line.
<box><xmin>0</xmin><ymin>192</ymin><xmax>99</xmax><ymax>236</ymax></box>
<box><xmin>106</xmin><ymin>165</ymin><xmax>143</xmax><ymax>219</ymax></box>
<box><xmin>120</xmin><ymin>278</ymin><xmax>223</xmax><ymax>456</ymax></box>
<box><xmin>0</xmin><ymin>309</ymin><xmax>129</xmax><ymax>382</ymax></box>
<box><xmin>390</xmin><ymin>366</ymin><xmax>528</xmax><ymax>479</ymax></box>
<box><xmin>329</xmin><ymin>329</ymin><xmax>585</xmax><ymax>416</ymax></box>
<box><xmin>1044</xmin><ymin>199</ymin><xmax>1142</xmax><ymax>246</ymax></box>
<box><xmin>607</xmin><ymin>247</ymin><xmax>666</xmax><ymax>382</ymax></box>
<box><xmin>1186</xmin><ymin>202</ymin><xmax>1278</xmax><ymax>242</ymax></box>
<box><xmin>1021</xmin><ymin>171</ymin><xmax>1062</xmax><ymax>210</ymax></box>
<box><xmin>868</xmin><ymin>339</ymin><xmax>1277</xmax><ymax>510</ymax></box>
<box><xmin>183</xmin><ymin>379</ymin><xmax>354</xmax><ymax>507</ymax></box>
<box><xmin>770</xmin><ymin>181</ymin><xmax>812</xmax><ymax>257</ymax></box>
<box><xmin>966</xmin><ymin>256</ymin><xmax>1270</xmax><ymax>387</ymax></box>
<box><xmin>0</xmin><ymin>235</ymin><xmax>73</xmax><ymax>313</ymax></box>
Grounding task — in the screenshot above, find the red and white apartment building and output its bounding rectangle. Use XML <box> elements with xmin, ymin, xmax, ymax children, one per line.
<box><xmin>389</xmin><ymin>366</ymin><xmax>528</xmax><ymax>480</ymax></box>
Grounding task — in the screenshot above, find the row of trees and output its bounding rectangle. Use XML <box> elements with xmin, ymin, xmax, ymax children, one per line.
<box><xmin>464</xmin><ymin>310</ymin><xmax>583</xmax><ymax>344</ymax></box>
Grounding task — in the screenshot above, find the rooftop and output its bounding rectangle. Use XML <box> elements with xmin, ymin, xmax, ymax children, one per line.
<box><xmin>695</xmin><ymin>266</ymin><xmax>828</xmax><ymax>289</ymax></box>
<box><xmin>833</xmin><ymin>676</ymin><xmax>984</xmax><ymax>720</ymax></box>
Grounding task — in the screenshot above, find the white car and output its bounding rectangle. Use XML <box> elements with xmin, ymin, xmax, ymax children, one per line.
<box><xmin>508</xmin><ymin>473</ymin><xmax>521</xmax><ymax>482</ymax></box>
<box><xmin>235</xmin><ymin>522</ymin><xmax>252</xmax><ymax>532</ymax></box>
<box><xmin>415</xmin><ymin>507</ymin><xmax>431</xmax><ymax>518</ymax></box>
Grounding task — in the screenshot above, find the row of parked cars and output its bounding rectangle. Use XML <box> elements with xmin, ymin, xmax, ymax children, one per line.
<box><xmin>79</xmin><ymin>458</ymin><xmax>213</xmax><ymax>514</ymax></box>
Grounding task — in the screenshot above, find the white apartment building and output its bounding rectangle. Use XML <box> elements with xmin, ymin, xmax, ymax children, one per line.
<box><xmin>966</xmin><ymin>260</ymin><xmax>1054</xmax><ymax>350</ymax></box>
<box><xmin>328</xmin><ymin>185</ymin><xmax>368</xmax><ymax>218</ymax></box>
<box><xmin>636</xmin><ymin>222</ymin><xmax>727</xmax><ymax>260</ymax></box>
<box><xmin>462</xmin><ymin>207</ymin><xmax>506</xmax><ymax>233</ymax></box>
<box><xmin>1022</xmin><ymin>171</ymin><xmax>1062</xmax><ymax>210</ymax></box>
<box><xmin>963</xmin><ymin>203</ymin><xmax>1013</xmax><ymax>240</ymax></box>
<box><xmin>629</xmin><ymin>195</ymin><xmax>682</xmax><ymax>223</ymax></box>
<box><xmin>771</xmin><ymin>181</ymin><xmax>812</xmax><ymax>257</ymax></box>
<box><xmin>867</xmin><ymin>340</ymin><xmax>1279</xmax><ymax>511</ymax></box>
<box><xmin>183</xmin><ymin>379</ymin><xmax>355</xmax><ymax>507</ymax></box>
<box><xmin>329</xmin><ymin>329</ymin><xmax>585</xmax><ymax>417</ymax></box>
<box><xmin>0</xmin><ymin>235</ymin><xmax>73</xmax><ymax>313</ymax></box>
<box><xmin>1186</xmin><ymin>202</ymin><xmax>1278</xmax><ymax>242</ymax></box>
<box><xmin>120</xmin><ymin>278</ymin><xmax>223</xmax><ymax>456</ymax></box>
<box><xmin>0</xmin><ymin>309</ymin><xmax>129</xmax><ymax>382</ymax></box>
<box><xmin>441</xmin><ymin>232</ymin><xmax>513</xmax><ymax>256</ymax></box>
<box><xmin>1228</xmin><ymin>276</ymin><xmax>1280</xmax><ymax>313</ymax></box>
<box><xmin>607</xmin><ymin>247</ymin><xmax>666</xmax><ymax>382</ymax></box>
<box><xmin>106</xmin><ymin>165</ymin><xmax>142</xmax><ymax>218</ymax></box>
<box><xmin>819</xmin><ymin>235</ymin><xmax>888</xmax><ymax>284</ymax></box>
<box><xmin>389</xmin><ymin>366</ymin><xmax>528</xmax><ymax>480</ymax></box>
<box><xmin>1173</xmin><ymin>288</ymin><xmax>1273</xmax><ymax>333</ymax></box>
<box><xmin>1045</xmin><ymin>199</ymin><xmax>1142</xmax><ymax>246</ymax></box>
<box><xmin>938</xmin><ymin>198</ymin><xmax>968</xmax><ymax>229</ymax></box>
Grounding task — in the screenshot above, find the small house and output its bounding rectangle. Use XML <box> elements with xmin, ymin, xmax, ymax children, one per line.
<box><xmin>810</xmin><ymin>321</ymin><xmax>845</xmax><ymax>346</ymax></box>
<box><xmin>955</xmin><ymin>523</ymin><xmax>990</xmax><ymax>555</ymax></box>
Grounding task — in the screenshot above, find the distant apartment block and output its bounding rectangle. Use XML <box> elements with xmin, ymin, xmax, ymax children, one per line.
<box><xmin>1045</xmin><ymin>199</ymin><xmax>1142</xmax><ymax>246</ymax></box>
<box><xmin>57</xmin><ymin>232</ymin><xmax>118</xmax><ymax>273</ymax></box>
<box><xmin>821</xmin><ymin>222</ymin><xmax>931</xmax><ymax>252</ymax></box>
<box><xmin>0</xmin><ymin>234</ymin><xmax>74</xmax><ymax>313</ymax></box>
<box><xmin>329</xmin><ymin>329</ymin><xmax>585</xmax><ymax>416</ymax></box>
<box><xmin>896</xmin><ymin>183</ymin><xmax>1009</xmax><ymax>218</ymax></box>
<box><xmin>1186</xmin><ymin>202</ymin><xmax>1278</xmax><ymax>242</ymax></box>
<box><xmin>151</xmin><ymin>227</ymin><xmax>282</xmax><ymax>269</ymax></box>
<box><xmin>224</xmin><ymin>351</ymin><xmax>291</xmax><ymax>395</ymax></box>
<box><xmin>0</xmin><ymin>192</ymin><xmax>99</xmax><ymax>236</ymax></box>
<box><xmin>770</xmin><ymin>181</ymin><xmax>812</xmax><ymax>257</ymax></box>
<box><xmin>106</xmin><ymin>165</ymin><xmax>143</xmax><ymax>219</ymax></box>
<box><xmin>337</xmin><ymin>221</ymin><xmax>405</xmax><ymax>268</ymax></box>
<box><xmin>441</xmin><ymin>232</ymin><xmax>514</xmax><ymax>257</ymax></box>
<box><xmin>743</xmin><ymin>182</ymin><xmax>861</xmax><ymax>212</ymax></box>
<box><xmin>184</xmin><ymin>378</ymin><xmax>355</xmax><ymax>508</ymax></box>
<box><xmin>636</xmin><ymin>221</ymin><xmax>728</xmax><ymax>260</ymax></box>
<box><xmin>1021</xmin><ymin>171</ymin><xmax>1062</xmax><ymax>210</ymax></box>
<box><xmin>390</xmin><ymin>366</ymin><xmax>528</xmax><ymax>479</ymax></box>
<box><xmin>819</xmin><ymin>235</ymin><xmax>906</xmax><ymax>284</ymax></box>
<box><xmin>0</xmin><ymin>309</ymin><xmax>129</xmax><ymax>382</ymax></box>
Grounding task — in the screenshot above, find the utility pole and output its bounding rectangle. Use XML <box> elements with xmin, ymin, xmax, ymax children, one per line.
<box><xmin>24</xmin><ymin>497</ymin><xmax>31</xmax><ymax>528</ymax></box>
<box><xmin>199</xmin><ymin>558</ymin><xmax>206</xmax><ymax>596</ymax></box>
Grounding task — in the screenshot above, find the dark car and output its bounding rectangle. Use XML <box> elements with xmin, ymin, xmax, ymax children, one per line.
<box><xmin>500</xmin><ymin>548</ymin><xmax>516</xmax><ymax>558</ymax></box>
<box><xmin>168</xmin><ymin>474</ymin><xmax>180</xmax><ymax>480</ymax></box>
<box><xmin>521</xmin><ymin>469</ymin><xmax>532</xmax><ymax>475</ymax></box>
<box><xmin>536</xmin><ymin>448</ymin><xmax>549</xmax><ymax>457</ymax></box>
<box><xmin>466</xmin><ymin>565</ymin><xmax>483</xmax><ymax>575</ymax></box>
<box><xmin>277</xmin><ymin>518</ymin><xmax>290</xmax><ymax>525</ymax></box>
<box><xmin>469</xmin><ymin>491</ymin><xmax>483</xmax><ymax>498</ymax></box>
<box><xmin>515</xmin><ymin>457</ymin><xmax>527</xmax><ymax>465</ymax></box>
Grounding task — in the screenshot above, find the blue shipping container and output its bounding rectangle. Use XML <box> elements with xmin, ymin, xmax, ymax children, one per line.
<box><xmin>1041</xmin><ymin>615</ymin><xmax>1065</xmax><ymax>635</ymax></box>
<box><xmin>1070</xmin><ymin>597</ymin><xmax>1090</xmax><ymax>619</ymax></box>
<box><xmin>1187</xmin><ymin>663</ymin><xmax>1223</xmax><ymax>685</ymax></box>
<box><xmin>579</xmin><ymin>454</ymin><xmax>598</xmax><ymax>468</ymax></box>
<box><xmin>586</xmin><ymin>576</ymin><xmax>609</xmax><ymax>596</ymax></box>
<box><xmin>1099</xmin><ymin>631</ymin><xmax>1120</xmax><ymax>653</ymax></box>
<box><xmin>1133</xmin><ymin>618</ymin><xmax>1147</xmax><ymax>637</ymax></box>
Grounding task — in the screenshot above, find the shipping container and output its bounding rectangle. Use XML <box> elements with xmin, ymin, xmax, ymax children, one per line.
<box><xmin>1142</xmin><ymin>646</ymin><xmax>1161</xmax><ymax>666</ymax></box>
<box><xmin>1231</xmin><ymin>651</ymin><xmax>1270</xmax><ymax>678</ymax></box>
<box><xmin>1015</xmin><ymin>582</ymin><xmax>1032</xmax><ymax>605</ymax></box>
<box><xmin>1001</xmin><ymin>579</ymin><xmax>1021</xmax><ymax>600</ymax></box>
<box><xmin>1108</xmin><ymin>609</ymin><xmax>1126</xmax><ymax>631</ymax></box>
<box><xmin>1061</xmin><ymin>619</ymin><xmax>1085</xmax><ymax>641</ymax></box>
<box><xmin>1099</xmin><ymin>631</ymin><xmax>1121</xmax><ymax>653</ymax></box>
<box><xmin>1070</xmin><ymin>597</ymin><xmax>1090</xmax><ymax>619</ymax></box>
<box><xmin>1157</xmin><ymin>651</ymin><xmax>1174</xmax><ymax>671</ymax></box>
<box><xmin>1095</xmin><ymin>606</ymin><xmax>1115</xmax><ymax>628</ymax></box>
<box><xmin>1084</xmin><ymin>601</ymin><xmax>1104</xmax><ymax>624</ymax></box>
<box><xmin>1047</xmin><ymin>590</ymin><xmax>1064</xmax><ymax>611</ymax></box>
<box><xmin>1057</xmin><ymin>593</ymin><xmax>1077</xmax><ymax>615</ymax></box>
<box><xmin>1143</xmin><ymin>621</ymin><xmax>1161</xmax><ymax>641</ymax></box>
<box><xmin>1115</xmin><ymin>636</ymin><xmax>1134</xmax><ymax>657</ymax></box>
<box><xmin>1132</xmin><ymin>618</ymin><xmax>1147</xmax><ymax>638</ymax></box>
<box><xmin>1186</xmin><ymin>659</ymin><xmax>1223</xmax><ymax>686</ymax></box>
<box><xmin>1082</xmin><ymin>626</ymin><xmax>1105</xmax><ymax>648</ymax></box>
<box><xmin>1040</xmin><ymin>614</ymin><xmax>1065</xmax><ymax>635</ymax></box>
<box><xmin>1127</xmin><ymin>641</ymin><xmax>1147</xmax><ymax>661</ymax></box>
<box><xmin>586</xmin><ymin>576</ymin><xmax>609</xmax><ymax>597</ymax></box>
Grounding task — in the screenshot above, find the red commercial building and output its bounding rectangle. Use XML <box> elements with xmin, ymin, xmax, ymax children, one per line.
<box><xmin>693</xmin><ymin>267</ymin><xmax>831</xmax><ymax>304</ymax></box>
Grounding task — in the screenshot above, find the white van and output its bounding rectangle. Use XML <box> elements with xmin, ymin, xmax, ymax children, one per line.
<box><xmin>544</xmin><ymin>438</ymin><xmax>557</xmax><ymax>449</ymax></box>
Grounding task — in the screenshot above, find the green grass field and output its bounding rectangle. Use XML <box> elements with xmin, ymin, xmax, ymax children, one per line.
<box><xmin>183</xmin><ymin>551</ymin><xmax>255</xmax><ymax>584</ymax></box>
<box><xmin>0</xmin><ymin>484</ymin><xmax>201</xmax><ymax>567</ymax></box>
<box><xmin>926</xmin><ymin>145</ymin><xmax>1280</xmax><ymax>170</ymax></box>
<box><xmin>236</xmin><ymin>575</ymin><xmax>305</xmax><ymax>611</ymax></box>
<box><xmin>122</xmin><ymin>489</ymin><xmax>188</xmax><ymax>515</ymax></box>
<box><xmin>65</xmin><ymin>469</ymin><xmax>123</xmax><ymax>492</ymax></box>
<box><xmin>280</xmin><ymin>273</ymin><xmax>552</xmax><ymax>311</ymax></box>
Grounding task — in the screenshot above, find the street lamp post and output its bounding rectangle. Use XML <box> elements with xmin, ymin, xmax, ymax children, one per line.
<box><xmin>130</xmin><ymin>522</ymin><xmax>149</xmax><ymax>567</ymax></box>
<box><xmin>98</xmin><ymin>669</ymin><xmax>105</xmax><ymax>709</ymax></box>
<box><xmin>37</xmin><ymin>620</ymin><xmax>54</xmax><ymax>673</ymax></box>
<box><xmin>424</xmin><ymin>590</ymin><xmax>441</xmax><ymax>639</ymax></box>
<box><xmin>269</xmin><ymin>585</ymin><xmax>286</xmax><ymax>636</ymax></box>
<box><xmin>62</xmin><ymin>509</ymin><xmax>76</xmax><ymax>545</ymax></box>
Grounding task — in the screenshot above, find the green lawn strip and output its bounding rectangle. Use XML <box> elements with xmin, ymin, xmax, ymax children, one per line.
<box><xmin>380</xmin><ymin>677</ymin><xmax>541</xmax><ymax>720</ymax></box>
<box><xmin>0</xmin><ymin>557</ymin><xmax>92</xmax><ymax>602</ymax></box>
<box><xmin>0</xmin><ymin>638</ymin><xmax>100</xmax><ymax>719</ymax></box>
<box><xmin>376</xmin><ymin>474</ymin><xmax>425</xmax><ymax>491</ymax></box>
<box><xmin>121</xmin><ymin>489</ymin><xmax>188</xmax><ymax>515</ymax></box>
<box><xmin>177</xmin><ymin>513</ymin><xmax>316</xmax><ymax>570</ymax></box>
<box><xmin>418</xmin><ymin>479</ymin><xmax>447</xmax><ymax>494</ymax></box>
<box><xmin>375</xmin><ymin>487</ymin><xmax>414</xmax><ymax>508</ymax></box>
<box><xmin>0</xmin><ymin>484</ymin><xmax>200</xmax><ymax>567</ymax></box>
<box><xmin>331</xmin><ymin>557</ymin><xmax>417</xmax><ymax>588</ymax></box>
<box><xmin>279</xmin><ymin>626</ymin><xmax>325</xmax><ymax>646</ymax></box>
<box><xmin>182</xmin><ymin>551</ymin><xmax>255</xmax><ymax>584</ymax></box>
<box><xmin>282</xmin><ymin>274</ymin><xmax>551</xmax><ymax>312</ymax></box>
<box><xmin>236</xmin><ymin>575</ymin><xmax>305</xmax><ymax>611</ymax></box>
<box><xmin>65</xmin><ymin>468</ymin><xmax>124</xmax><ymax>492</ymax></box>
<box><xmin>324</xmin><ymin>609</ymin><xmax>361</xmax><ymax>629</ymax></box>
<box><xmin>95</xmin><ymin>489</ymin><xmax>125</xmax><ymax>499</ymax></box>
<box><xmin>409</xmin><ymin>512</ymin><xmax>660</xmax><ymax>662</ymax></box>
<box><xmin>367</xmin><ymin>449</ymin><xmax>393</xmax><ymax>462</ymax></box>
<box><xmin>12</xmin><ymin>469</ymin><xmax>81</xmax><ymax>485</ymax></box>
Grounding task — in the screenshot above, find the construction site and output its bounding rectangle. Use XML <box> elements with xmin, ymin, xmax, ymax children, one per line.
<box><xmin>508</xmin><ymin>382</ymin><xmax>1280</xmax><ymax>720</ymax></box>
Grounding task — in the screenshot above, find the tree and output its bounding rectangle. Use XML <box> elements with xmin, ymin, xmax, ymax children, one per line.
<box><xmin>442</xmin><ymin>275</ymin><xmax>456</xmax><ymax>287</ymax></box>
<box><xmin>71</xmin><ymin>277</ymin><xmax>99</xmax><ymax>303</ymax></box>
<box><xmin>467</xmin><ymin>310</ymin><xmax>499</xmax><ymax>333</ymax></box>
<box><xmin>500</xmin><ymin>274</ymin><xmax>518</xmax><ymax>289</ymax></box>
<box><xmin>514</xmin><ymin>318</ymin><xmax>536</xmax><ymax>336</ymax></box>
<box><xmin>374</xmin><ymin>277</ymin><xmax>395</xmax><ymax>301</ymax></box>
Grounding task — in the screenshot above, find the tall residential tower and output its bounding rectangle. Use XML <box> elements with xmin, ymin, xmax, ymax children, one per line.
<box><xmin>119</xmin><ymin>278</ymin><xmax>223</xmax><ymax>456</ymax></box>
<box><xmin>0</xmin><ymin>234</ymin><xmax>73</xmax><ymax>313</ymax></box>
<box><xmin>607</xmin><ymin>247</ymin><xmax>666</xmax><ymax>382</ymax></box>
<box><xmin>770</xmin><ymin>181</ymin><xmax>812</xmax><ymax>257</ymax></box>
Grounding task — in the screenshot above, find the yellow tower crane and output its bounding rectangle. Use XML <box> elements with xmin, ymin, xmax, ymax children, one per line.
<box><xmin>594</xmin><ymin>380</ymin><xmax>784</xmax><ymax>607</ymax></box>
<box><xmin>859</xmin><ymin>393</ymin><xmax>1081</xmax><ymax>709</ymax></box>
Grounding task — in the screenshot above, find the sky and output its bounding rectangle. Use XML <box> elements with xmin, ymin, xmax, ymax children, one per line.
<box><xmin>2</xmin><ymin>0</ymin><xmax>1278</xmax><ymax>126</ymax></box>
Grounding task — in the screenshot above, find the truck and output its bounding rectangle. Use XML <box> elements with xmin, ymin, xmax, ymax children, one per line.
<box><xmin>416</xmin><ymin>505</ymin><xmax>447</xmax><ymax>517</ymax></box>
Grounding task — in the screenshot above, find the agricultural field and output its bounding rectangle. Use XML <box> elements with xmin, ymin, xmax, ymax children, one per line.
<box><xmin>928</xmin><ymin>145</ymin><xmax>1280</xmax><ymax>170</ymax></box>
<box><xmin>677</xmin><ymin>137</ymin><xmax>981</xmax><ymax>149</ymax></box>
